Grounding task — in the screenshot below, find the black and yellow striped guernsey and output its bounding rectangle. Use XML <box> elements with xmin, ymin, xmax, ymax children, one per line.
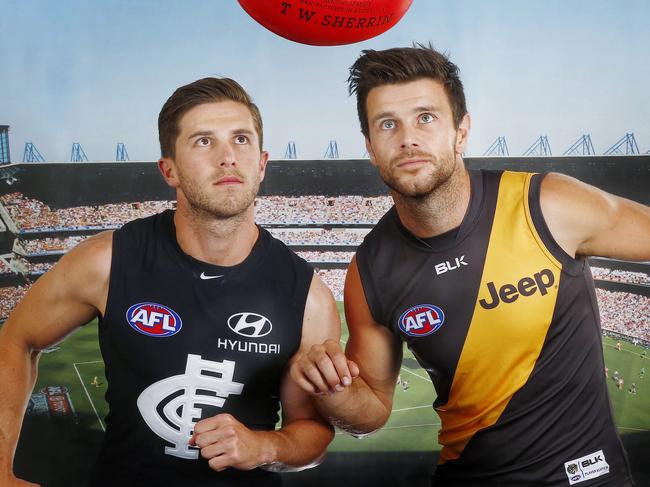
<box><xmin>356</xmin><ymin>170</ymin><xmax>635</xmax><ymax>486</ymax></box>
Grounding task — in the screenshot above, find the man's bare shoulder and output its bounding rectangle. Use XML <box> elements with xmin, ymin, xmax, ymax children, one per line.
<box><xmin>63</xmin><ymin>230</ymin><xmax>113</xmax><ymax>275</ymax></box>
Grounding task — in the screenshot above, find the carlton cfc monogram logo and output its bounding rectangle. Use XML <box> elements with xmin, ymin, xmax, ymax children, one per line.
<box><xmin>137</xmin><ymin>355</ymin><xmax>244</xmax><ymax>459</ymax></box>
<box><xmin>398</xmin><ymin>304</ymin><xmax>445</xmax><ymax>337</ymax></box>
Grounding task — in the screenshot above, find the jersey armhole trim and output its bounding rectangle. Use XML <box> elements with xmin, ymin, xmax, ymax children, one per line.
<box><xmin>525</xmin><ymin>173</ymin><xmax>584</xmax><ymax>276</ymax></box>
<box><xmin>355</xmin><ymin>246</ymin><xmax>388</xmax><ymax>327</ymax></box>
<box><xmin>101</xmin><ymin>229</ymin><xmax>121</xmax><ymax>324</ymax></box>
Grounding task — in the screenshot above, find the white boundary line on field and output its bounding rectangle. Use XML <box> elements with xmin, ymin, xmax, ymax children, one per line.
<box><xmin>72</xmin><ymin>361</ymin><xmax>105</xmax><ymax>432</ymax></box>
<box><xmin>335</xmin><ymin>422</ymin><xmax>440</xmax><ymax>435</ymax></box>
<box><xmin>617</xmin><ymin>426</ymin><xmax>649</xmax><ymax>432</ymax></box>
<box><xmin>392</xmin><ymin>404</ymin><xmax>432</xmax><ymax>413</ymax></box>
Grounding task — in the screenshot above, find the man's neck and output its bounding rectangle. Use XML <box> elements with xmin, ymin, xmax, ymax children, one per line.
<box><xmin>173</xmin><ymin>204</ymin><xmax>258</xmax><ymax>267</ymax></box>
<box><xmin>393</xmin><ymin>163</ymin><xmax>471</xmax><ymax>239</ymax></box>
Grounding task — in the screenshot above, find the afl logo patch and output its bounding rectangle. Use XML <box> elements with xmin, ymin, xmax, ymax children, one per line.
<box><xmin>398</xmin><ymin>304</ymin><xmax>445</xmax><ymax>337</ymax></box>
<box><xmin>126</xmin><ymin>302</ymin><xmax>183</xmax><ymax>338</ymax></box>
<box><xmin>227</xmin><ymin>312</ymin><xmax>272</xmax><ymax>338</ymax></box>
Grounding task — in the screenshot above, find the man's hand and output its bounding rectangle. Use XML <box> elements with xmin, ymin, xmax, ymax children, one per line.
<box><xmin>190</xmin><ymin>414</ymin><xmax>273</xmax><ymax>472</ymax></box>
<box><xmin>290</xmin><ymin>339</ymin><xmax>360</xmax><ymax>395</ymax></box>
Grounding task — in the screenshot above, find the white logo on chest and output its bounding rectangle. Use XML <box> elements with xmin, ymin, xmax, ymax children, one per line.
<box><xmin>137</xmin><ymin>354</ymin><xmax>244</xmax><ymax>459</ymax></box>
<box><xmin>227</xmin><ymin>312</ymin><xmax>272</xmax><ymax>338</ymax></box>
<box><xmin>434</xmin><ymin>255</ymin><xmax>468</xmax><ymax>275</ymax></box>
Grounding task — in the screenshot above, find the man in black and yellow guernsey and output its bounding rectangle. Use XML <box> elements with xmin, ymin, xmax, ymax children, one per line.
<box><xmin>0</xmin><ymin>78</ymin><xmax>339</xmax><ymax>486</ymax></box>
<box><xmin>291</xmin><ymin>45</ymin><xmax>649</xmax><ymax>486</ymax></box>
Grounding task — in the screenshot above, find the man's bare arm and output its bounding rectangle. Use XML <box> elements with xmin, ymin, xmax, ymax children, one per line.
<box><xmin>291</xmin><ymin>258</ymin><xmax>403</xmax><ymax>436</ymax></box>
<box><xmin>0</xmin><ymin>232</ymin><xmax>112</xmax><ymax>485</ymax></box>
<box><xmin>541</xmin><ymin>173</ymin><xmax>650</xmax><ymax>260</ymax></box>
<box><xmin>191</xmin><ymin>274</ymin><xmax>338</xmax><ymax>472</ymax></box>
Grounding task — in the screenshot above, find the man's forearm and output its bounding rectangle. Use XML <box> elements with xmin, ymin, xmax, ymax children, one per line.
<box><xmin>258</xmin><ymin>419</ymin><xmax>334</xmax><ymax>472</ymax></box>
<box><xmin>314</xmin><ymin>377</ymin><xmax>392</xmax><ymax>437</ymax></box>
<box><xmin>0</xmin><ymin>340</ymin><xmax>40</xmax><ymax>476</ymax></box>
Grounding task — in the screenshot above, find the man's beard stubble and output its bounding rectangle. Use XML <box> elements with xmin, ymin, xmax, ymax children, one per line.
<box><xmin>380</xmin><ymin>148</ymin><xmax>457</xmax><ymax>200</ymax></box>
<box><xmin>178</xmin><ymin>170</ymin><xmax>260</xmax><ymax>221</ymax></box>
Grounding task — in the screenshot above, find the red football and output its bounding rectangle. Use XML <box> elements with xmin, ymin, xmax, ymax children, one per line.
<box><xmin>238</xmin><ymin>0</ymin><xmax>413</xmax><ymax>46</ymax></box>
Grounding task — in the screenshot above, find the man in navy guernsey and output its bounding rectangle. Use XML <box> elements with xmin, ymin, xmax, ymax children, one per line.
<box><xmin>290</xmin><ymin>45</ymin><xmax>650</xmax><ymax>486</ymax></box>
<box><xmin>0</xmin><ymin>78</ymin><xmax>340</xmax><ymax>486</ymax></box>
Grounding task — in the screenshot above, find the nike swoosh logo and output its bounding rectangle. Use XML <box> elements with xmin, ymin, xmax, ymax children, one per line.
<box><xmin>200</xmin><ymin>272</ymin><xmax>224</xmax><ymax>280</ymax></box>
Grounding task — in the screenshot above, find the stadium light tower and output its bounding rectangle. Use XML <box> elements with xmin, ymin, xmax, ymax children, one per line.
<box><xmin>23</xmin><ymin>142</ymin><xmax>45</xmax><ymax>162</ymax></box>
<box><xmin>483</xmin><ymin>136</ymin><xmax>509</xmax><ymax>156</ymax></box>
<box><xmin>563</xmin><ymin>134</ymin><xmax>595</xmax><ymax>156</ymax></box>
<box><xmin>70</xmin><ymin>142</ymin><xmax>89</xmax><ymax>162</ymax></box>
<box><xmin>0</xmin><ymin>126</ymin><xmax>10</xmax><ymax>164</ymax></box>
<box><xmin>324</xmin><ymin>140</ymin><xmax>339</xmax><ymax>159</ymax></box>
<box><xmin>116</xmin><ymin>143</ymin><xmax>129</xmax><ymax>161</ymax></box>
<box><xmin>604</xmin><ymin>133</ymin><xmax>640</xmax><ymax>155</ymax></box>
<box><xmin>284</xmin><ymin>141</ymin><xmax>297</xmax><ymax>159</ymax></box>
<box><xmin>523</xmin><ymin>135</ymin><xmax>552</xmax><ymax>156</ymax></box>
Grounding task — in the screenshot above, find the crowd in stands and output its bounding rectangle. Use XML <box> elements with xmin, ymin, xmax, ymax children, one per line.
<box><xmin>17</xmin><ymin>236</ymin><xmax>88</xmax><ymax>255</ymax></box>
<box><xmin>0</xmin><ymin>258</ymin><xmax>15</xmax><ymax>275</ymax></box>
<box><xmin>0</xmin><ymin>193</ymin><xmax>392</xmax><ymax>232</ymax></box>
<box><xmin>268</xmin><ymin>228</ymin><xmax>368</xmax><ymax>245</ymax></box>
<box><xmin>297</xmin><ymin>251</ymin><xmax>354</xmax><ymax>263</ymax></box>
<box><xmin>16</xmin><ymin>257</ymin><xmax>53</xmax><ymax>275</ymax></box>
<box><xmin>596</xmin><ymin>289</ymin><xmax>650</xmax><ymax>341</ymax></box>
<box><xmin>0</xmin><ymin>286</ymin><xmax>29</xmax><ymax>320</ymax></box>
<box><xmin>591</xmin><ymin>267</ymin><xmax>650</xmax><ymax>285</ymax></box>
<box><xmin>315</xmin><ymin>269</ymin><xmax>346</xmax><ymax>301</ymax></box>
<box><xmin>0</xmin><ymin>193</ymin><xmax>173</xmax><ymax>233</ymax></box>
<box><xmin>17</xmin><ymin>230</ymin><xmax>365</xmax><ymax>257</ymax></box>
<box><xmin>256</xmin><ymin>196</ymin><xmax>392</xmax><ymax>225</ymax></box>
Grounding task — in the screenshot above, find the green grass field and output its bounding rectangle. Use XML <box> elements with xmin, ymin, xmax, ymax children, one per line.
<box><xmin>25</xmin><ymin>302</ymin><xmax>650</xmax><ymax>456</ymax></box>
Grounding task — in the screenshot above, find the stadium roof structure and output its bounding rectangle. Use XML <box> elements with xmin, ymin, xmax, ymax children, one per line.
<box><xmin>604</xmin><ymin>133</ymin><xmax>640</xmax><ymax>155</ymax></box>
<box><xmin>483</xmin><ymin>136</ymin><xmax>509</xmax><ymax>157</ymax></box>
<box><xmin>116</xmin><ymin>143</ymin><xmax>129</xmax><ymax>162</ymax></box>
<box><xmin>323</xmin><ymin>140</ymin><xmax>339</xmax><ymax>159</ymax></box>
<box><xmin>70</xmin><ymin>142</ymin><xmax>88</xmax><ymax>162</ymax></box>
<box><xmin>523</xmin><ymin>135</ymin><xmax>552</xmax><ymax>156</ymax></box>
<box><xmin>23</xmin><ymin>142</ymin><xmax>45</xmax><ymax>163</ymax></box>
<box><xmin>563</xmin><ymin>134</ymin><xmax>596</xmax><ymax>156</ymax></box>
<box><xmin>0</xmin><ymin>126</ymin><xmax>9</xmax><ymax>164</ymax></box>
<box><xmin>284</xmin><ymin>141</ymin><xmax>297</xmax><ymax>159</ymax></box>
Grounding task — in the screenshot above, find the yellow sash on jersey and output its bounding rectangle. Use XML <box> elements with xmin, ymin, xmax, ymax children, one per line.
<box><xmin>437</xmin><ymin>171</ymin><xmax>561</xmax><ymax>463</ymax></box>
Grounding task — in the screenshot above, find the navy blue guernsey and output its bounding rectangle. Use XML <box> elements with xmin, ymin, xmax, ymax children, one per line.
<box><xmin>92</xmin><ymin>210</ymin><xmax>313</xmax><ymax>487</ymax></box>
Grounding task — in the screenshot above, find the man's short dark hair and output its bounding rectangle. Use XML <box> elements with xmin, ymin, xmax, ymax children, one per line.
<box><xmin>348</xmin><ymin>44</ymin><xmax>467</xmax><ymax>137</ymax></box>
<box><xmin>158</xmin><ymin>77</ymin><xmax>263</xmax><ymax>158</ymax></box>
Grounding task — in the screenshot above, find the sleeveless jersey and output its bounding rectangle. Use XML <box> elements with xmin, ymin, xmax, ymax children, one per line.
<box><xmin>92</xmin><ymin>210</ymin><xmax>313</xmax><ymax>487</ymax></box>
<box><xmin>356</xmin><ymin>170</ymin><xmax>634</xmax><ymax>486</ymax></box>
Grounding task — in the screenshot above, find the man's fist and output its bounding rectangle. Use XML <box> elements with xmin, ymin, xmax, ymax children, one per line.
<box><xmin>190</xmin><ymin>413</ymin><xmax>273</xmax><ymax>472</ymax></box>
<box><xmin>290</xmin><ymin>339</ymin><xmax>360</xmax><ymax>395</ymax></box>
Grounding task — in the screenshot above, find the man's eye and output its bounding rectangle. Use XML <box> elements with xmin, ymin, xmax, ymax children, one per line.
<box><xmin>197</xmin><ymin>137</ymin><xmax>210</xmax><ymax>146</ymax></box>
<box><xmin>381</xmin><ymin>120</ymin><xmax>396</xmax><ymax>130</ymax></box>
<box><xmin>235</xmin><ymin>135</ymin><xmax>248</xmax><ymax>144</ymax></box>
<box><xmin>419</xmin><ymin>113</ymin><xmax>434</xmax><ymax>123</ymax></box>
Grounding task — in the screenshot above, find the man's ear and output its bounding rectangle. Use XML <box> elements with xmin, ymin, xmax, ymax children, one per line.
<box><xmin>258</xmin><ymin>150</ymin><xmax>269</xmax><ymax>183</ymax></box>
<box><xmin>455</xmin><ymin>113</ymin><xmax>471</xmax><ymax>156</ymax></box>
<box><xmin>365</xmin><ymin>137</ymin><xmax>377</xmax><ymax>167</ymax></box>
<box><xmin>158</xmin><ymin>157</ymin><xmax>180</xmax><ymax>188</ymax></box>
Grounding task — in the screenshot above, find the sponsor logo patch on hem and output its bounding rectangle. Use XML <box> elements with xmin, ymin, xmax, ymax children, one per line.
<box><xmin>564</xmin><ymin>449</ymin><xmax>609</xmax><ymax>485</ymax></box>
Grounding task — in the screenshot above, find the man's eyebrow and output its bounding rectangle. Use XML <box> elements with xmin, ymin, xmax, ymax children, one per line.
<box><xmin>370</xmin><ymin>106</ymin><xmax>440</xmax><ymax>124</ymax></box>
<box><xmin>186</xmin><ymin>130</ymin><xmax>214</xmax><ymax>140</ymax></box>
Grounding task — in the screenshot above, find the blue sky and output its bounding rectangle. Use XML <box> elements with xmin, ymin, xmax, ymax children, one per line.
<box><xmin>1</xmin><ymin>0</ymin><xmax>649</xmax><ymax>161</ymax></box>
